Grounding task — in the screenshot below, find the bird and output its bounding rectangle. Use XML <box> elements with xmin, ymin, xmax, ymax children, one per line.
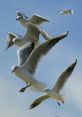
<box><xmin>12</xmin><ymin>31</ymin><xmax>69</xmax><ymax>92</ymax></box>
<box><xmin>16</xmin><ymin>11</ymin><xmax>50</xmax><ymax>28</ymax></box>
<box><xmin>29</xmin><ymin>59</ymin><xmax>77</xmax><ymax>109</ymax></box>
<box><xmin>58</xmin><ymin>9</ymin><xmax>73</xmax><ymax>15</ymax></box>
<box><xmin>5</xmin><ymin>22</ymin><xmax>53</xmax><ymax>51</ymax></box>
<box><xmin>5</xmin><ymin>23</ymin><xmax>41</xmax><ymax>50</ymax></box>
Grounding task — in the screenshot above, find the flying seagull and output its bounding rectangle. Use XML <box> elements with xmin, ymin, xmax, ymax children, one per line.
<box><xmin>16</xmin><ymin>11</ymin><xmax>50</xmax><ymax>28</ymax></box>
<box><xmin>5</xmin><ymin>23</ymin><xmax>41</xmax><ymax>50</ymax></box>
<box><xmin>12</xmin><ymin>31</ymin><xmax>69</xmax><ymax>92</ymax></box>
<box><xmin>58</xmin><ymin>9</ymin><xmax>73</xmax><ymax>15</ymax></box>
<box><xmin>29</xmin><ymin>59</ymin><xmax>77</xmax><ymax>109</ymax></box>
<box><xmin>5</xmin><ymin>22</ymin><xmax>53</xmax><ymax>50</ymax></box>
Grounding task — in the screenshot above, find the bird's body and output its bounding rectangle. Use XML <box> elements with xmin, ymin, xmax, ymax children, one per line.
<box><xmin>44</xmin><ymin>89</ymin><xmax>64</xmax><ymax>102</ymax></box>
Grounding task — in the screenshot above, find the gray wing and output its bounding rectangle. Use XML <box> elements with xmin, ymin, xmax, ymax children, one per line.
<box><xmin>17</xmin><ymin>42</ymin><xmax>35</xmax><ymax>66</ymax></box>
<box><xmin>22</xmin><ymin>31</ymin><xmax>69</xmax><ymax>74</ymax></box>
<box><xmin>29</xmin><ymin>94</ymin><xmax>49</xmax><ymax>109</ymax></box>
<box><xmin>53</xmin><ymin>59</ymin><xmax>77</xmax><ymax>93</ymax></box>
<box><xmin>28</xmin><ymin>14</ymin><xmax>49</xmax><ymax>25</ymax></box>
<box><xmin>5</xmin><ymin>32</ymin><xmax>21</xmax><ymax>50</ymax></box>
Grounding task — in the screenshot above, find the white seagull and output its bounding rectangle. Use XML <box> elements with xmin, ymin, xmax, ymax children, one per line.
<box><xmin>12</xmin><ymin>31</ymin><xmax>69</xmax><ymax>92</ymax></box>
<box><xmin>58</xmin><ymin>9</ymin><xmax>73</xmax><ymax>15</ymax></box>
<box><xmin>16</xmin><ymin>11</ymin><xmax>50</xmax><ymax>28</ymax></box>
<box><xmin>29</xmin><ymin>59</ymin><xmax>77</xmax><ymax>109</ymax></box>
<box><xmin>5</xmin><ymin>22</ymin><xmax>52</xmax><ymax>50</ymax></box>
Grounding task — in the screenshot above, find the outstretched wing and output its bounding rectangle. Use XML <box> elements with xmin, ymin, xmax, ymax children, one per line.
<box><xmin>17</xmin><ymin>42</ymin><xmax>35</xmax><ymax>66</ymax></box>
<box><xmin>28</xmin><ymin>14</ymin><xmax>49</xmax><ymax>25</ymax></box>
<box><xmin>29</xmin><ymin>94</ymin><xmax>49</xmax><ymax>109</ymax></box>
<box><xmin>22</xmin><ymin>31</ymin><xmax>69</xmax><ymax>74</ymax></box>
<box><xmin>53</xmin><ymin>59</ymin><xmax>77</xmax><ymax>92</ymax></box>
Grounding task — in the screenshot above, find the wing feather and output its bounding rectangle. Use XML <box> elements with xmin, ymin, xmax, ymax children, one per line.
<box><xmin>53</xmin><ymin>59</ymin><xmax>77</xmax><ymax>92</ymax></box>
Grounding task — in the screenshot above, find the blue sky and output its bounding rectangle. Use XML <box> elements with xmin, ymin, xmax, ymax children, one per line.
<box><xmin>0</xmin><ymin>0</ymin><xmax>82</xmax><ymax>117</ymax></box>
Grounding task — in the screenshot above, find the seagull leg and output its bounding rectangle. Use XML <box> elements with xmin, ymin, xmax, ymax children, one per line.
<box><xmin>19</xmin><ymin>83</ymin><xmax>31</xmax><ymax>93</ymax></box>
<box><xmin>57</xmin><ymin>101</ymin><xmax>60</xmax><ymax>106</ymax></box>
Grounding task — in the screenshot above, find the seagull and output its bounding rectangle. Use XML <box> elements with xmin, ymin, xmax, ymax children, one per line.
<box><xmin>58</xmin><ymin>9</ymin><xmax>73</xmax><ymax>15</ymax></box>
<box><xmin>5</xmin><ymin>23</ymin><xmax>41</xmax><ymax>50</ymax></box>
<box><xmin>29</xmin><ymin>59</ymin><xmax>77</xmax><ymax>109</ymax></box>
<box><xmin>5</xmin><ymin>22</ymin><xmax>52</xmax><ymax>50</ymax></box>
<box><xmin>16</xmin><ymin>11</ymin><xmax>50</xmax><ymax>28</ymax></box>
<box><xmin>12</xmin><ymin>31</ymin><xmax>69</xmax><ymax>92</ymax></box>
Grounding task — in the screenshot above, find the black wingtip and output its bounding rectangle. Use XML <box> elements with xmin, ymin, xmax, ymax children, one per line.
<box><xmin>29</xmin><ymin>104</ymin><xmax>35</xmax><ymax>110</ymax></box>
<box><xmin>75</xmin><ymin>59</ymin><xmax>77</xmax><ymax>64</ymax></box>
<box><xmin>73</xmin><ymin>59</ymin><xmax>77</xmax><ymax>67</ymax></box>
<box><xmin>64</xmin><ymin>31</ymin><xmax>69</xmax><ymax>37</ymax></box>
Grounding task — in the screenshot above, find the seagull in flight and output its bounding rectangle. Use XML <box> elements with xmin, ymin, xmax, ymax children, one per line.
<box><xmin>5</xmin><ymin>22</ymin><xmax>52</xmax><ymax>50</ymax></box>
<box><xmin>58</xmin><ymin>9</ymin><xmax>73</xmax><ymax>15</ymax></box>
<box><xmin>12</xmin><ymin>31</ymin><xmax>69</xmax><ymax>92</ymax></box>
<box><xmin>16</xmin><ymin>11</ymin><xmax>50</xmax><ymax>28</ymax></box>
<box><xmin>29</xmin><ymin>59</ymin><xmax>77</xmax><ymax>109</ymax></box>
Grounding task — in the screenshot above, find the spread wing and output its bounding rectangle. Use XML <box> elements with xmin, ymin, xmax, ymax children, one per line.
<box><xmin>29</xmin><ymin>94</ymin><xmax>49</xmax><ymax>109</ymax></box>
<box><xmin>28</xmin><ymin>14</ymin><xmax>50</xmax><ymax>25</ymax></box>
<box><xmin>21</xmin><ymin>31</ymin><xmax>69</xmax><ymax>74</ymax></box>
<box><xmin>17</xmin><ymin>42</ymin><xmax>35</xmax><ymax>66</ymax></box>
<box><xmin>53</xmin><ymin>59</ymin><xmax>77</xmax><ymax>93</ymax></box>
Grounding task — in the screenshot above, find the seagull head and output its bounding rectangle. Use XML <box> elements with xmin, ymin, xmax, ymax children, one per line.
<box><xmin>12</xmin><ymin>65</ymin><xmax>19</xmax><ymax>74</ymax></box>
<box><xmin>16</xmin><ymin>11</ymin><xmax>28</xmax><ymax>21</ymax></box>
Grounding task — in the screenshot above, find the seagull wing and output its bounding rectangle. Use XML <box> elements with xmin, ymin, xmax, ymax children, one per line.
<box><xmin>22</xmin><ymin>31</ymin><xmax>69</xmax><ymax>74</ymax></box>
<box><xmin>17</xmin><ymin>42</ymin><xmax>35</xmax><ymax>66</ymax></box>
<box><xmin>29</xmin><ymin>94</ymin><xmax>49</xmax><ymax>109</ymax></box>
<box><xmin>28</xmin><ymin>14</ymin><xmax>49</xmax><ymax>25</ymax></box>
<box><xmin>7</xmin><ymin>32</ymin><xmax>18</xmax><ymax>41</ymax></box>
<box><xmin>5</xmin><ymin>32</ymin><xmax>21</xmax><ymax>50</ymax></box>
<box><xmin>53</xmin><ymin>59</ymin><xmax>77</xmax><ymax>93</ymax></box>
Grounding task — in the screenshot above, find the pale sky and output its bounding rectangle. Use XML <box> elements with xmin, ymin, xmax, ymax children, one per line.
<box><xmin>0</xmin><ymin>0</ymin><xmax>82</xmax><ymax>117</ymax></box>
